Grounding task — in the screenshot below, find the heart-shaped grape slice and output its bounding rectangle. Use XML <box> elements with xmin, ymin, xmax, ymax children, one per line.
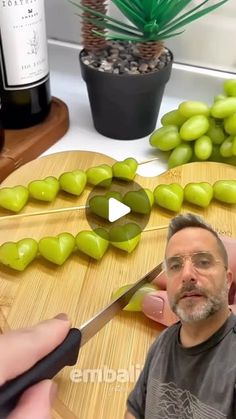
<box><xmin>109</xmin><ymin>223</ymin><xmax>141</xmax><ymax>253</ymax></box>
<box><xmin>123</xmin><ymin>188</ymin><xmax>154</xmax><ymax>214</ymax></box>
<box><xmin>154</xmin><ymin>183</ymin><xmax>184</xmax><ymax>212</ymax></box>
<box><xmin>112</xmin><ymin>158</ymin><xmax>138</xmax><ymax>181</ymax></box>
<box><xmin>89</xmin><ymin>191</ymin><xmax>122</xmax><ymax>220</ymax></box>
<box><xmin>213</xmin><ymin>180</ymin><xmax>236</xmax><ymax>204</ymax></box>
<box><xmin>38</xmin><ymin>233</ymin><xmax>76</xmax><ymax>265</ymax></box>
<box><xmin>89</xmin><ymin>196</ymin><xmax>108</xmax><ymax>220</ymax></box>
<box><xmin>86</xmin><ymin>165</ymin><xmax>112</xmax><ymax>188</ymax></box>
<box><xmin>184</xmin><ymin>183</ymin><xmax>213</xmax><ymax>208</ymax></box>
<box><xmin>76</xmin><ymin>228</ymin><xmax>109</xmax><ymax>260</ymax></box>
<box><xmin>0</xmin><ymin>186</ymin><xmax>29</xmax><ymax>212</ymax></box>
<box><xmin>28</xmin><ymin>177</ymin><xmax>60</xmax><ymax>202</ymax></box>
<box><xmin>59</xmin><ymin>170</ymin><xmax>87</xmax><ymax>196</ymax></box>
<box><xmin>0</xmin><ymin>238</ymin><xmax>38</xmax><ymax>271</ymax></box>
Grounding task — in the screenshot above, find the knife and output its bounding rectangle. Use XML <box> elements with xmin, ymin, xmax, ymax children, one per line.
<box><xmin>0</xmin><ymin>262</ymin><xmax>163</xmax><ymax>417</ymax></box>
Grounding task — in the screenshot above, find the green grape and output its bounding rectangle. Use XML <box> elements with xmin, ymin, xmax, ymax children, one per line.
<box><xmin>0</xmin><ymin>238</ymin><xmax>38</xmax><ymax>271</ymax></box>
<box><xmin>180</xmin><ymin>115</ymin><xmax>209</xmax><ymax>141</ymax></box>
<box><xmin>184</xmin><ymin>183</ymin><xmax>213</xmax><ymax>208</ymax></box>
<box><xmin>112</xmin><ymin>158</ymin><xmax>138</xmax><ymax>181</ymax></box>
<box><xmin>207</xmin><ymin>118</ymin><xmax>225</xmax><ymax>144</ymax></box>
<box><xmin>189</xmin><ymin>151</ymin><xmax>201</xmax><ymax>163</ymax></box>
<box><xmin>168</xmin><ymin>143</ymin><xmax>193</xmax><ymax>169</ymax></box>
<box><xmin>148</xmin><ymin>81</ymin><xmax>236</xmax><ymax>167</ymax></box>
<box><xmin>59</xmin><ymin>170</ymin><xmax>87</xmax><ymax>196</ymax></box>
<box><xmin>123</xmin><ymin>188</ymin><xmax>154</xmax><ymax>214</ymax></box>
<box><xmin>208</xmin><ymin>118</ymin><xmax>215</xmax><ymax>130</ymax></box>
<box><xmin>220</xmin><ymin>136</ymin><xmax>233</xmax><ymax>157</ymax></box>
<box><xmin>213</xmin><ymin>180</ymin><xmax>236</xmax><ymax>204</ymax></box>
<box><xmin>111</xmin><ymin>283</ymin><xmax>157</xmax><ymax>311</ymax></box>
<box><xmin>28</xmin><ymin>177</ymin><xmax>60</xmax><ymax>202</ymax></box>
<box><xmin>89</xmin><ymin>195</ymin><xmax>109</xmax><ymax>220</ymax></box>
<box><xmin>161</xmin><ymin>109</ymin><xmax>187</xmax><ymax>127</ymax></box>
<box><xmin>38</xmin><ymin>233</ymin><xmax>76</xmax><ymax>266</ymax></box>
<box><xmin>214</xmin><ymin>95</ymin><xmax>227</xmax><ymax>102</ymax></box>
<box><xmin>224</xmin><ymin>79</ymin><xmax>236</xmax><ymax>97</ymax></box>
<box><xmin>109</xmin><ymin>223</ymin><xmax>141</xmax><ymax>253</ymax></box>
<box><xmin>89</xmin><ymin>191</ymin><xmax>122</xmax><ymax>220</ymax></box>
<box><xmin>154</xmin><ymin>183</ymin><xmax>184</xmax><ymax>212</ymax></box>
<box><xmin>221</xmin><ymin>155</ymin><xmax>236</xmax><ymax>166</ymax></box>
<box><xmin>194</xmin><ymin>136</ymin><xmax>212</xmax><ymax>160</ymax></box>
<box><xmin>86</xmin><ymin>165</ymin><xmax>112</xmax><ymax>188</ymax></box>
<box><xmin>149</xmin><ymin>125</ymin><xmax>181</xmax><ymax>151</ymax></box>
<box><xmin>208</xmin><ymin>144</ymin><xmax>223</xmax><ymax>162</ymax></box>
<box><xmin>224</xmin><ymin>113</ymin><xmax>236</xmax><ymax>135</ymax></box>
<box><xmin>178</xmin><ymin>101</ymin><xmax>210</xmax><ymax>118</ymax></box>
<box><xmin>233</xmin><ymin>137</ymin><xmax>236</xmax><ymax>156</ymax></box>
<box><xmin>105</xmin><ymin>191</ymin><xmax>122</xmax><ymax>201</ymax></box>
<box><xmin>0</xmin><ymin>186</ymin><xmax>29</xmax><ymax>212</ymax></box>
<box><xmin>76</xmin><ymin>229</ymin><xmax>109</xmax><ymax>260</ymax></box>
<box><xmin>211</xmin><ymin>98</ymin><xmax>236</xmax><ymax>119</ymax></box>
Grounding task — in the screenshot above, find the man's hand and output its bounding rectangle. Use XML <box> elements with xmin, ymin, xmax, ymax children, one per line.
<box><xmin>124</xmin><ymin>410</ymin><xmax>136</xmax><ymax>418</ymax></box>
<box><xmin>142</xmin><ymin>289</ymin><xmax>178</xmax><ymax>326</ymax></box>
<box><xmin>229</xmin><ymin>305</ymin><xmax>236</xmax><ymax>314</ymax></box>
<box><xmin>0</xmin><ymin>314</ymin><xmax>71</xmax><ymax>419</ymax></box>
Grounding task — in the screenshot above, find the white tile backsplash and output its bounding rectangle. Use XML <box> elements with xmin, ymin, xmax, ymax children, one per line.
<box><xmin>45</xmin><ymin>0</ymin><xmax>236</xmax><ymax>72</ymax></box>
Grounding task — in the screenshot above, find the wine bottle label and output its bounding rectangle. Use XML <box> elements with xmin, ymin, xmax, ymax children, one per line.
<box><xmin>0</xmin><ymin>0</ymin><xmax>49</xmax><ymax>90</ymax></box>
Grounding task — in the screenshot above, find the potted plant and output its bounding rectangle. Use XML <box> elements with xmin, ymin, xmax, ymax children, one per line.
<box><xmin>70</xmin><ymin>0</ymin><xmax>229</xmax><ymax>141</ymax></box>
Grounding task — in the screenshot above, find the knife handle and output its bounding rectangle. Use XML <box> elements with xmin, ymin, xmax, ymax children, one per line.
<box><xmin>0</xmin><ymin>328</ymin><xmax>81</xmax><ymax>418</ymax></box>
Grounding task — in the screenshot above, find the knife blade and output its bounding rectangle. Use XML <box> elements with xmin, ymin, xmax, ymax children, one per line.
<box><xmin>0</xmin><ymin>262</ymin><xmax>163</xmax><ymax>417</ymax></box>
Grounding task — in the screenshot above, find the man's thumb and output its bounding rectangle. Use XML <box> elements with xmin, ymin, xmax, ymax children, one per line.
<box><xmin>142</xmin><ymin>290</ymin><xmax>178</xmax><ymax>326</ymax></box>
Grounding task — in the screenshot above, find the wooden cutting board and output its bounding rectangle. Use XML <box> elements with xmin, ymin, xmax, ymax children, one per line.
<box><xmin>0</xmin><ymin>151</ymin><xmax>236</xmax><ymax>419</ymax></box>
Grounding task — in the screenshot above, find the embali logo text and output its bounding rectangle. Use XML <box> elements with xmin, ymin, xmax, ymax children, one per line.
<box><xmin>70</xmin><ymin>364</ymin><xmax>143</xmax><ymax>383</ymax></box>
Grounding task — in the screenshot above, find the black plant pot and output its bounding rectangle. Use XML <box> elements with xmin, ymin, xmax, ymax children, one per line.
<box><xmin>79</xmin><ymin>49</ymin><xmax>173</xmax><ymax>141</ymax></box>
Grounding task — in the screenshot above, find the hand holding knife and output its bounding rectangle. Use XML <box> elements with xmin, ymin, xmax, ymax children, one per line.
<box><xmin>0</xmin><ymin>262</ymin><xmax>163</xmax><ymax>417</ymax></box>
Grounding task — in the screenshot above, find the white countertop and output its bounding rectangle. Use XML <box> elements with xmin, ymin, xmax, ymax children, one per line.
<box><xmin>43</xmin><ymin>40</ymin><xmax>235</xmax><ymax>177</ymax></box>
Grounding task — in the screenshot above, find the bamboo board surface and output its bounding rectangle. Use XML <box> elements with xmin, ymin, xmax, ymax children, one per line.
<box><xmin>0</xmin><ymin>150</ymin><xmax>236</xmax><ymax>419</ymax></box>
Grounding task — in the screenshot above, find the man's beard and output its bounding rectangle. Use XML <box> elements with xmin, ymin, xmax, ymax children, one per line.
<box><xmin>170</xmin><ymin>282</ymin><xmax>229</xmax><ymax>323</ymax></box>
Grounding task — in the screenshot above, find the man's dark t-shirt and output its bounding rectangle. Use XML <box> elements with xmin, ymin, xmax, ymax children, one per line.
<box><xmin>127</xmin><ymin>313</ymin><xmax>236</xmax><ymax>418</ymax></box>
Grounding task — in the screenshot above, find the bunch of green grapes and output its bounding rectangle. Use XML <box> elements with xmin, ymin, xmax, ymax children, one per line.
<box><xmin>149</xmin><ymin>80</ymin><xmax>236</xmax><ymax>168</ymax></box>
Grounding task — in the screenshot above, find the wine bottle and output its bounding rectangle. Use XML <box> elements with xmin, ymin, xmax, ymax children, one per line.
<box><xmin>0</xmin><ymin>0</ymin><xmax>51</xmax><ymax>129</ymax></box>
<box><xmin>0</xmin><ymin>103</ymin><xmax>4</xmax><ymax>152</ymax></box>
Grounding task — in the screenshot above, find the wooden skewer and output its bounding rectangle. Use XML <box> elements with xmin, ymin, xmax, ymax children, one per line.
<box><xmin>1</xmin><ymin>202</ymin><xmax>169</xmax><ymax>232</ymax></box>
<box><xmin>138</xmin><ymin>157</ymin><xmax>160</xmax><ymax>165</ymax></box>
<box><xmin>0</xmin><ymin>204</ymin><xmax>89</xmax><ymax>221</ymax></box>
<box><xmin>143</xmin><ymin>224</ymin><xmax>168</xmax><ymax>233</ymax></box>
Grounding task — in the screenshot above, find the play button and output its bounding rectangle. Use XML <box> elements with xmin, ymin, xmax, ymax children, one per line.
<box><xmin>85</xmin><ymin>177</ymin><xmax>151</xmax><ymax>241</ymax></box>
<box><xmin>108</xmin><ymin>198</ymin><xmax>131</xmax><ymax>222</ymax></box>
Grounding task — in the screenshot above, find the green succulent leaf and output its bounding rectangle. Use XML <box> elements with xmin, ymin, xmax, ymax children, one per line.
<box><xmin>71</xmin><ymin>0</ymin><xmax>229</xmax><ymax>43</ymax></box>
<box><xmin>142</xmin><ymin>0</ymin><xmax>156</xmax><ymax>19</ymax></box>
<box><xmin>159</xmin><ymin>0</ymin><xmax>209</xmax><ymax>29</ymax></box>
<box><xmin>116</xmin><ymin>0</ymin><xmax>144</xmax><ymax>17</ymax></box>
<box><xmin>158</xmin><ymin>0</ymin><xmax>229</xmax><ymax>36</ymax></box>
<box><xmin>81</xmin><ymin>15</ymin><xmax>142</xmax><ymax>39</ymax></box>
<box><xmin>74</xmin><ymin>9</ymin><xmax>141</xmax><ymax>34</ymax></box>
<box><xmin>93</xmin><ymin>30</ymin><xmax>149</xmax><ymax>42</ymax></box>
<box><xmin>157</xmin><ymin>0</ymin><xmax>192</xmax><ymax>26</ymax></box>
<box><xmin>107</xmin><ymin>0</ymin><xmax>147</xmax><ymax>29</ymax></box>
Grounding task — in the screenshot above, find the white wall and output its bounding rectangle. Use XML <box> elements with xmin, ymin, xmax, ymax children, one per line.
<box><xmin>45</xmin><ymin>0</ymin><xmax>236</xmax><ymax>72</ymax></box>
<box><xmin>45</xmin><ymin>0</ymin><xmax>80</xmax><ymax>44</ymax></box>
<box><xmin>166</xmin><ymin>1</ymin><xmax>236</xmax><ymax>72</ymax></box>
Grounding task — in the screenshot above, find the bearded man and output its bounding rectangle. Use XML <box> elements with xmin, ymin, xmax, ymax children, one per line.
<box><xmin>125</xmin><ymin>213</ymin><xmax>236</xmax><ymax>419</ymax></box>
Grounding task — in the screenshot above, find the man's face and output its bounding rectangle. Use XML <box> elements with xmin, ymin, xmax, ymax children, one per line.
<box><xmin>165</xmin><ymin>227</ymin><xmax>232</xmax><ymax>323</ymax></box>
